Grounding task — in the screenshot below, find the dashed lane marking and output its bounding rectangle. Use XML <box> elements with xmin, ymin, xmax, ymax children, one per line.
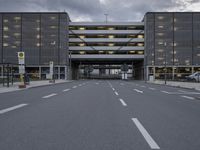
<box><xmin>0</xmin><ymin>104</ymin><xmax>28</xmax><ymax>114</ymax></box>
<box><xmin>119</xmin><ymin>98</ymin><xmax>127</xmax><ymax>106</ymax></box>
<box><xmin>133</xmin><ymin>89</ymin><xmax>143</xmax><ymax>93</ymax></box>
<box><xmin>63</xmin><ymin>89</ymin><xmax>70</xmax><ymax>92</ymax></box>
<box><xmin>115</xmin><ymin>91</ymin><xmax>119</xmax><ymax>96</ymax></box>
<box><xmin>42</xmin><ymin>93</ymin><xmax>57</xmax><ymax>98</ymax></box>
<box><xmin>181</xmin><ymin>95</ymin><xmax>195</xmax><ymax>100</ymax></box>
<box><xmin>132</xmin><ymin>118</ymin><xmax>160</xmax><ymax>149</ymax></box>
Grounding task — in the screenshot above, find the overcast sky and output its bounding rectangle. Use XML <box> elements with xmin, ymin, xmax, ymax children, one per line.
<box><xmin>0</xmin><ymin>0</ymin><xmax>200</xmax><ymax>22</ymax></box>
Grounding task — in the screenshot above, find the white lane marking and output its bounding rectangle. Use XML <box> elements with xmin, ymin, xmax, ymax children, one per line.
<box><xmin>141</xmin><ymin>85</ymin><xmax>146</xmax><ymax>88</ymax></box>
<box><xmin>63</xmin><ymin>89</ymin><xmax>70</xmax><ymax>92</ymax></box>
<box><xmin>0</xmin><ymin>104</ymin><xmax>28</xmax><ymax>114</ymax></box>
<box><xmin>115</xmin><ymin>91</ymin><xmax>119</xmax><ymax>96</ymax></box>
<box><xmin>42</xmin><ymin>93</ymin><xmax>57</xmax><ymax>98</ymax></box>
<box><xmin>112</xmin><ymin>88</ymin><xmax>115</xmax><ymax>91</ymax></box>
<box><xmin>95</xmin><ymin>82</ymin><xmax>99</xmax><ymax>85</ymax></box>
<box><xmin>178</xmin><ymin>90</ymin><xmax>186</xmax><ymax>93</ymax></box>
<box><xmin>149</xmin><ymin>87</ymin><xmax>155</xmax><ymax>90</ymax></box>
<box><xmin>132</xmin><ymin>118</ymin><xmax>160</xmax><ymax>149</ymax></box>
<box><xmin>78</xmin><ymin>84</ymin><xmax>82</xmax><ymax>86</ymax></box>
<box><xmin>133</xmin><ymin>89</ymin><xmax>143</xmax><ymax>93</ymax></box>
<box><xmin>119</xmin><ymin>98</ymin><xmax>127</xmax><ymax>106</ymax></box>
<box><xmin>161</xmin><ymin>91</ymin><xmax>170</xmax><ymax>94</ymax></box>
<box><xmin>181</xmin><ymin>95</ymin><xmax>195</xmax><ymax>100</ymax></box>
<box><xmin>72</xmin><ymin>86</ymin><xmax>77</xmax><ymax>88</ymax></box>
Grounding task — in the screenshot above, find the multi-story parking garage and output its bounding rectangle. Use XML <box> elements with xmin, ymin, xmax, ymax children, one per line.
<box><xmin>69</xmin><ymin>22</ymin><xmax>144</xmax><ymax>79</ymax></box>
<box><xmin>0</xmin><ymin>12</ymin><xmax>200</xmax><ymax>81</ymax></box>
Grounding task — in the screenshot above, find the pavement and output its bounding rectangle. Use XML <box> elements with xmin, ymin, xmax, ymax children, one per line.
<box><xmin>0</xmin><ymin>80</ymin><xmax>72</xmax><ymax>93</ymax></box>
<box><xmin>148</xmin><ymin>80</ymin><xmax>200</xmax><ymax>91</ymax></box>
<box><xmin>0</xmin><ymin>80</ymin><xmax>200</xmax><ymax>150</ymax></box>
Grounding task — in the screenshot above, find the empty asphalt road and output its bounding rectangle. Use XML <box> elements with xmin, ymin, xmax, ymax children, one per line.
<box><xmin>0</xmin><ymin>80</ymin><xmax>200</xmax><ymax>150</ymax></box>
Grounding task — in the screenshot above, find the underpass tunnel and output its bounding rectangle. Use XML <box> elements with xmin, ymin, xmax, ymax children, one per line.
<box><xmin>70</xmin><ymin>60</ymin><xmax>144</xmax><ymax>80</ymax></box>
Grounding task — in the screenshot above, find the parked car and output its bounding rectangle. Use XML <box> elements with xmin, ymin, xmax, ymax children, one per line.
<box><xmin>186</xmin><ymin>72</ymin><xmax>200</xmax><ymax>82</ymax></box>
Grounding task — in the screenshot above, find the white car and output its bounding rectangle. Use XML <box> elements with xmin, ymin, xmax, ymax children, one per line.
<box><xmin>186</xmin><ymin>72</ymin><xmax>200</xmax><ymax>82</ymax></box>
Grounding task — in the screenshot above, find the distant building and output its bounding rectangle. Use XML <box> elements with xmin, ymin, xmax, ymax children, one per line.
<box><xmin>0</xmin><ymin>12</ymin><xmax>200</xmax><ymax>81</ymax></box>
<box><xmin>144</xmin><ymin>12</ymin><xmax>200</xmax><ymax>80</ymax></box>
<box><xmin>0</xmin><ymin>12</ymin><xmax>69</xmax><ymax>79</ymax></box>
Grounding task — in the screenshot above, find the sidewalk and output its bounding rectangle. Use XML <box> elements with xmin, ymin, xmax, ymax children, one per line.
<box><xmin>0</xmin><ymin>80</ymin><xmax>72</xmax><ymax>94</ymax></box>
<box><xmin>148</xmin><ymin>80</ymin><xmax>200</xmax><ymax>91</ymax></box>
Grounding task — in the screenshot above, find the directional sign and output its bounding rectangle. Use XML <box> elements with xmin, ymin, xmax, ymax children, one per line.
<box><xmin>19</xmin><ymin>65</ymin><xmax>25</xmax><ymax>74</ymax></box>
<box><xmin>18</xmin><ymin>52</ymin><xmax>25</xmax><ymax>65</ymax></box>
<box><xmin>121</xmin><ymin>64</ymin><xmax>129</xmax><ymax>72</ymax></box>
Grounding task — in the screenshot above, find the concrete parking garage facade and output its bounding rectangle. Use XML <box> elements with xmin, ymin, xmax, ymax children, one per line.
<box><xmin>0</xmin><ymin>12</ymin><xmax>200</xmax><ymax>81</ymax></box>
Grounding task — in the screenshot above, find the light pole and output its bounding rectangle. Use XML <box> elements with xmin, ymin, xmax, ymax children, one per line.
<box><xmin>104</xmin><ymin>14</ymin><xmax>108</xmax><ymax>23</ymax></box>
<box><xmin>164</xmin><ymin>42</ymin><xmax>167</xmax><ymax>85</ymax></box>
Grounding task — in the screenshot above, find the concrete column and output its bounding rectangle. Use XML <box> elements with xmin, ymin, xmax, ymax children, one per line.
<box><xmin>58</xmin><ymin>66</ymin><xmax>60</xmax><ymax>80</ymax></box>
<box><xmin>153</xmin><ymin>67</ymin><xmax>156</xmax><ymax>80</ymax></box>
<box><xmin>192</xmin><ymin>67</ymin><xmax>194</xmax><ymax>74</ymax></box>
<box><xmin>172</xmin><ymin>67</ymin><xmax>175</xmax><ymax>80</ymax></box>
<box><xmin>39</xmin><ymin>66</ymin><xmax>41</xmax><ymax>80</ymax></box>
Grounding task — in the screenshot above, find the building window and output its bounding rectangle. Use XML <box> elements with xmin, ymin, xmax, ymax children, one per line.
<box><xmin>79</xmin><ymin>51</ymin><xmax>85</xmax><ymax>54</ymax></box>
<box><xmin>108</xmin><ymin>35</ymin><xmax>114</xmax><ymax>38</ymax></box>
<box><xmin>108</xmin><ymin>43</ymin><xmax>114</xmax><ymax>46</ymax></box>
<box><xmin>3</xmin><ymin>43</ymin><xmax>8</xmax><ymax>47</ymax></box>
<box><xmin>3</xmin><ymin>19</ymin><xmax>8</xmax><ymax>23</ymax></box>
<box><xmin>3</xmin><ymin>26</ymin><xmax>9</xmax><ymax>31</ymax></box>
<box><xmin>79</xmin><ymin>27</ymin><xmax>85</xmax><ymax>30</ymax></box>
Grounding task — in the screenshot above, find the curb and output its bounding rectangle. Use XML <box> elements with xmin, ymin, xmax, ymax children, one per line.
<box><xmin>27</xmin><ymin>80</ymin><xmax>73</xmax><ymax>89</ymax></box>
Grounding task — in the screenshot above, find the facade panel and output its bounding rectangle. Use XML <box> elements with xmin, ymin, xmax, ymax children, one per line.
<box><xmin>22</xmin><ymin>14</ymin><xmax>40</xmax><ymax>65</ymax></box>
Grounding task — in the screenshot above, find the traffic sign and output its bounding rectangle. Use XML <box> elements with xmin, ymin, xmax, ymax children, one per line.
<box><xmin>18</xmin><ymin>52</ymin><xmax>25</xmax><ymax>65</ymax></box>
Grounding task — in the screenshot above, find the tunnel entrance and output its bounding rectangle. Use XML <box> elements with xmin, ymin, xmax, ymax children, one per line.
<box><xmin>70</xmin><ymin>60</ymin><xmax>144</xmax><ymax>80</ymax></box>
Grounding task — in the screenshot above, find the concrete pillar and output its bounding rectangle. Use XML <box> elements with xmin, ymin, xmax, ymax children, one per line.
<box><xmin>153</xmin><ymin>67</ymin><xmax>156</xmax><ymax>80</ymax></box>
<box><xmin>192</xmin><ymin>67</ymin><xmax>194</xmax><ymax>74</ymax></box>
<box><xmin>172</xmin><ymin>67</ymin><xmax>175</xmax><ymax>80</ymax></box>
<box><xmin>58</xmin><ymin>66</ymin><xmax>60</xmax><ymax>80</ymax></box>
<box><xmin>39</xmin><ymin>66</ymin><xmax>41</xmax><ymax>80</ymax></box>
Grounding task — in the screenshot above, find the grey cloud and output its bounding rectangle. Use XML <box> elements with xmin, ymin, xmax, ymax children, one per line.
<box><xmin>0</xmin><ymin>0</ymin><xmax>199</xmax><ymax>21</ymax></box>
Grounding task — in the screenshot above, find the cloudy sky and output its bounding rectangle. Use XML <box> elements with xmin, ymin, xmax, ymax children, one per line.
<box><xmin>0</xmin><ymin>0</ymin><xmax>200</xmax><ymax>22</ymax></box>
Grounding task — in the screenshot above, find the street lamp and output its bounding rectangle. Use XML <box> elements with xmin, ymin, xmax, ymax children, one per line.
<box><xmin>164</xmin><ymin>42</ymin><xmax>167</xmax><ymax>85</ymax></box>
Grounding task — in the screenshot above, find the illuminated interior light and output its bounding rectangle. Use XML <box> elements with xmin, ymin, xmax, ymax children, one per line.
<box><xmin>138</xmin><ymin>51</ymin><xmax>144</xmax><ymax>54</ymax></box>
<box><xmin>3</xmin><ymin>26</ymin><xmax>9</xmax><ymax>31</ymax></box>
<box><xmin>108</xmin><ymin>35</ymin><xmax>114</xmax><ymax>38</ymax></box>
<box><xmin>79</xmin><ymin>43</ymin><xmax>85</xmax><ymax>46</ymax></box>
<box><xmin>137</xmin><ymin>35</ymin><xmax>144</xmax><ymax>38</ymax></box>
<box><xmin>79</xmin><ymin>27</ymin><xmax>85</xmax><ymax>30</ymax></box>
<box><xmin>137</xmin><ymin>43</ymin><xmax>144</xmax><ymax>46</ymax></box>
<box><xmin>79</xmin><ymin>35</ymin><xmax>85</xmax><ymax>39</ymax></box>
<box><xmin>3</xmin><ymin>19</ymin><xmax>8</xmax><ymax>23</ymax></box>
<box><xmin>3</xmin><ymin>43</ymin><xmax>8</xmax><ymax>47</ymax></box>
<box><xmin>79</xmin><ymin>51</ymin><xmax>85</xmax><ymax>54</ymax></box>
<box><xmin>108</xmin><ymin>43</ymin><xmax>114</xmax><ymax>46</ymax></box>
<box><xmin>108</xmin><ymin>51</ymin><xmax>114</xmax><ymax>54</ymax></box>
<box><xmin>129</xmin><ymin>51</ymin><xmax>135</xmax><ymax>54</ymax></box>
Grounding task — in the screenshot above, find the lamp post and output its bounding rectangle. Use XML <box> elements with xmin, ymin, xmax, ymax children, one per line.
<box><xmin>164</xmin><ymin>42</ymin><xmax>167</xmax><ymax>85</ymax></box>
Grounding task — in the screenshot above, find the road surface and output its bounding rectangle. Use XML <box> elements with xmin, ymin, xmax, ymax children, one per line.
<box><xmin>0</xmin><ymin>80</ymin><xmax>200</xmax><ymax>150</ymax></box>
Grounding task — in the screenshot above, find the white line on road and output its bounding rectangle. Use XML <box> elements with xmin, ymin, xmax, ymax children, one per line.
<box><xmin>149</xmin><ymin>87</ymin><xmax>155</xmax><ymax>90</ymax></box>
<box><xmin>63</xmin><ymin>89</ymin><xmax>70</xmax><ymax>92</ymax></box>
<box><xmin>0</xmin><ymin>104</ymin><xmax>28</xmax><ymax>114</ymax></box>
<box><xmin>161</xmin><ymin>91</ymin><xmax>170</xmax><ymax>94</ymax></box>
<box><xmin>141</xmin><ymin>85</ymin><xmax>146</xmax><ymax>88</ymax></box>
<box><xmin>72</xmin><ymin>86</ymin><xmax>77</xmax><ymax>89</ymax></box>
<box><xmin>112</xmin><ymin>88</ymin><xmax>115</xmax><ymax>91</ymax></box>
<box><xmin>78</xmin><ymin>84</ymin><xmax>82</xmax><ymax>86</ymax></box>
<box><xmin>119</xmin><ymin>98</ymin><xmax>127</xmax><ymax>106</ymax></box>
<box><xmin>42</xmin><ymin>93</ymin><xmax>57</xmax><ymax>98</ymax></box>
<box><xmin>115</xmin><ymin>91</ymin><xmax>119</xmax><ymax>96</ymax></box>
<box><xmin>133</xmin><ymin>89</ymin><xmax>143</xmax><ymax>93</ymax></box>
<box><xmin>132</xmin><ymin>118</ymin><xmax>160</xmax><ymax>149</ymax></box>
<box><xmin>181</xmin><ymin>95</ymin><xmax>195</xmax><ymax>100</ymax></box>
<box><xmin>95</xmin><ymin>82</ymin><xmax>99</xmax><ymax>85</ymax></box>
